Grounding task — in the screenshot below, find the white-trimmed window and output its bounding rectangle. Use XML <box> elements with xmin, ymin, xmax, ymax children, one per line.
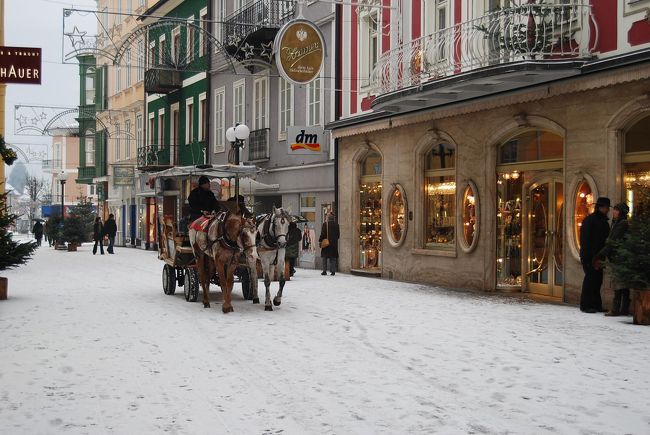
<box><xmin>158</xmin><ymin>109</ymin><xmax>165</xmax><ymax>146</ymax></box>
<box><xmin>85</xmin><ymin>130</ymin><xmax>95</xmax><ymax>166</ymax></box>
<box><xmin>136</xmin><ymin>113</ymin><xmax>143</xmax><ymax>150</ymax></box>
<box><xmin>359</xmin><ymin>12</ymin><xmax>380</xmax><ymax>87</ymax></box>
<box><xmin>300</xmin><ymin>194</ymin><xmax>317</xmax><ymax>223</ymax></box>
<box><xmin>187</xmin><ymin>16</ymin><xmax>195</xmax><ymax>63</ymax></box>
<box><xmin>233</xmin><ymin>79</ymin><xmax>246</xmax><ymax>125</ymax></box>
<box><xmin>125</xmin><ymin>119</ymin><xmax>132</xmax><ymax>158</ymax></box>
<box><xmin>214</xmin><ymin>87</ymin><xmax>226</xmax><ymax>153</ymax></box>
<box><xmin>149</xmin><ymin>41</ymin><xmax>156</xmax><ymax>67</ymax></box>
<box><xmin>159</xmin><ymin>35</ymin><xmax>167</xmax><ymax>65</ymax></box>
<box><xmin>125</xmin><ymin>48</ymin><xmax>132</xmax><ymax>87</ymax></box>
<box><xmin>148</xmin><ymin>112</ymin><xmax>155</xmax><ymax>145</ymax></box>
<box><xmin>138</xmin><ymin>0</ymin><xmax>144</xmax><ymax>6</ymax></box>
<box><xmin>117</xmin><ymin>0</ymin><xmax>122</xmax><ymax>24</ymax></box>
<box><xmin>198</xmin><ymin>92</ymin><xmax>207</xmax><ymax>142</ymax></box>
<box><xmin>185</xmin><ymin>97</ymin><xmax>195</xmax><ymax>145</ymax></box>
<box><xmin>424</xmin><ymin>0</ymin><xmax>449</xmax><ymax>61</ymax></box>
<box><xmin>199</xmin><ymin>7</ymin><xmax>208</xmax><ymax>57</ymax></box>
<box><xmin>115</xmin><ymin>123</ymin><xmax>121</xmax><ymax>161</ymax></box>
<box><xmin>214</xmin><ymin>0</ymin><xmax>225</xmax><ymax>46</ymax></box>
<box><xmin>278</xmin><ymin>78</ymin><xmax>293</xmax><ymax>139</ymax></box>
<box><xmin>136</xmin><ymin>38</ymin><xmax>144</xmax><ymax>81</ymax></box>
<box><xmin>100</xmin><ymin>7</ymin><xmax>108</xmax><ymax>37</ymax></box>
<box><xmin>307</xmin><ymin>75</ymin><xmax>323</xmax><ymax>126</ymax></box>
<box><xmin>115</xmin><ymin>65</ymin><xmax>121</xmax><ymax>93</ymax></box>
<box><xmin>253</xmin><ymin>76</ymin><xmax>269</xmax><ymax>130</ymax></box>
<box><xmin>127</xmin><ymin>0</ymin><xmax>132</xmax><ymax>14</ymax></box>
<box><xmin>85</xmin><ymin>67</ymin><xmax>95</xmax><ymax>105</ymax></box>
<box><xmin>171</xmin><ymin>27</ymin><xmax>181</xmax><ymax>64</ymax></box>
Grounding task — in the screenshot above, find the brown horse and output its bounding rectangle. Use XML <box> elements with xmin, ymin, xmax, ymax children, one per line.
<box><xmin>189</xmin><ymin>211</ymin><xmax>258</xmax><ymax>313</ymax></box>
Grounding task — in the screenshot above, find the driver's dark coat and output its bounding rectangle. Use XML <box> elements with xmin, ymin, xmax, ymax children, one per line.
<box><xmin>188</xmin><ymin>186</ymin><xmax>219</xmax><ymax>219</ymax></box>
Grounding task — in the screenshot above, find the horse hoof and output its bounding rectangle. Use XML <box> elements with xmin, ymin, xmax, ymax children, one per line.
<box><xmin>203</xmin><ymin>303</ymin><xmax>210</xmax><ymax>308</ymax></box>
<box><xmin>265</xmin><ymin>305</ymin><xmax>273</xmax><ymax>311</ymax></box>
<box><xmin>252</xmin><ymin>298</ymin><xmax>260</xmax><ymax>304</ymax></box>
<box><xmin>273</xmin><ymin>297</ymin><xmax>281</xmax><ymax>306</ymax></box>
<box><xmin>222</xmin><ymin>306</ymin><xmax>234</xmax><ymax>314</ymax></box>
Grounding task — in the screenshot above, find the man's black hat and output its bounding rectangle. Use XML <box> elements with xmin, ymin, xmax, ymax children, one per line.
<box><xmin>198</xmin><ymin>175</ymin><xmax>210</xmax><ymax>186</ymax></box>
<box><xmin>595</xmin><ymin>197</ymin><xmax>611</xmax><ymax>207</ymax></box>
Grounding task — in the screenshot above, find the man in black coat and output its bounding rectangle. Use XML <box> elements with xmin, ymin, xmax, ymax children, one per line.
<box><xmin>579</xmin><ymin>197</ymin><xmax>611</xmax><ymax>313</ymax></box>
<box><xmin>32</xmin><ymin>221</ymin><xmax>44</xmax><ymax>246</ymax></box>
<box><xmin>188</xmin><ymin>175</ymin><xmax>220</xmax><ymax>222</ymax></box>
<box><xmin>104</xmin><ymin>214</ymin><xmax>118</xmax><ymax>254</ymax></box>
<box><xmin>600</xmin><ymin>202</ymin><xmax>631</xmax><ymax>316</ymax></box>
<box><xmin>319</xmin><ymin>213</ymin><xmax>340</xmax><ymax>276</ymax></box>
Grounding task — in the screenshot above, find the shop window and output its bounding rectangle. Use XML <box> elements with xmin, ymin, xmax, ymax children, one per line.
<box><xmin>496</xmin><ymin>171</ymin><xmax>523</xmax><ymax>288</ymax></box>
<box><xmin>624</xmin><ymin>114</ymin><xmax>650</xmax><ymax>216</ymax></box>
<box><xmin>424</xmin><ymin>143</ymin><xmax>456</xmax><ymax>249</ymax></box>
<box><xmin>359</xmin><ymin>151</ymin><xmax>382</xmax><ymax>268</ymax></box>
<box><xmin>499</xmin><ymin>130</ymin><xmax>563</xmax><ymax>164</ymax></box>
<box><xmin>460</xmin><ymin>181</ymin><xmax>479</xmax><ymax>252</ymax></box>
<box><xmin>574</xmin><ymin>179</ymin><xmax>594</xmax><ymax>251</ymax></box>
<box><xmin>300</xmin><ymin>194</ymin><xmax>316</xmax><ymax>223</ymax></box>
<box><xmin>387</xmin><ymin>184</ymin><xmax>407</xmax><ymax>247</ymax></box>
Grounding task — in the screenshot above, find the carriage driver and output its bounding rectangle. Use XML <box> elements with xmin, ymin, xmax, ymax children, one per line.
<box><xmin>188</xmin><ymin>175</ymin><xmax>221</xmax><ymax>222</ymax></box>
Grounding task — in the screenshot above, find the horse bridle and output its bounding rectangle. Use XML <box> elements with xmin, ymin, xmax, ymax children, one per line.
<box><xmin>269</xmin><ymin>213</ymin><xmax>288</xmax><ymax>246</ymax></box>
<box><xmin>239</xmin><ymin>221</ymin><xmax>257</xmax><ymax>254</ymax></box>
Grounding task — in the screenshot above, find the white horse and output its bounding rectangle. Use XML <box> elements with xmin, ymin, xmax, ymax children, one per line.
<box><xmin>256</xmin><ymin>206</ymin><xmax>291</xmax><ymax>311</ymax></box>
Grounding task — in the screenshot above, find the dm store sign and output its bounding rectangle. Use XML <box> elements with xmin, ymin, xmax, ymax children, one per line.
<box><xmin>287</xmin><ymin>126</ymin><xmax>327</xmax><ymax>155</ymax></box>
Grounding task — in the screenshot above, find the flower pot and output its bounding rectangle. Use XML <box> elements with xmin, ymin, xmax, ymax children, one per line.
<box><xmin>633</xmin><ymin>289</ymin><xmax>650</xmax><ymax>325</ymax></box>
<box><xmin>0</xmin><ymin>277</ymin><xmax>8</xmax><ymax>300</ymax></box>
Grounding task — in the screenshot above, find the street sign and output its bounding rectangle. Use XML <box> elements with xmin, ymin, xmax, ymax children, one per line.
<box><xmin>275</xmin><ymin>20</ymin><xmax>325</xmax><ymax>86</ymax></box>
<box><xmin>0</xmin><ymin>46</ymin><xmax>41</xmax><ymax>85</ymax></box>
<box><xmin>113</xmin><ymin>165</ymin><xmax>135</xmax><ymax>186</ymax></box>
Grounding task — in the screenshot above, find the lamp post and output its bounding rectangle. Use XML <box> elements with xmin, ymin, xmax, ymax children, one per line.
<box><xmin>57</xmin><ymin>171</ymin><xmax>69</xmax><ymax>221</ymax></box>
<box><xmin>225</xmin><ymin>123</ymin><xmax>250</xmax><ymax>199</ymax></box>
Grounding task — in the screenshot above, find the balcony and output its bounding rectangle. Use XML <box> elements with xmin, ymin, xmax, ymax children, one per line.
<box><xmin>137</xmin><ymin>144</ymin><xmax>173</xmax><ymax>171</ymax></box>
<box><xmin>371</xmin><ymin>3</ymin><xmax>597</xmax><ymax>112</ymax></box>
<box><xmin>42</xmin><ymin>159</ymin><xmax>62</xmax><ymax>172</ymax></box>
<box><xmin>144</xmin><ymin>68</ymin><xmax>182</xmax><ymax>95</ymax></box>
<box><xmin>77</xmin><ymin>166</ymin><xmax>96</xmax><ymax>184</ymax></box>
<box><xmin>223</xmin><ymin>0</ymin><xmax>295</xmax><ymax>64</ymax></box>
<box><xmin>247</xmin><ymin>128</ymin><xmax>270</xmax><ymax>161</ymax></box>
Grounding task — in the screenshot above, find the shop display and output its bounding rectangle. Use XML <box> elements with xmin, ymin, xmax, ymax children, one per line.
<box><xmin>388</xmin><ymin>186</ymin><xmax>406</xmax><ymax>245</ymax></box>
<box><xmin>425</xmin><ymin>178</ymin><xmax>456</xmax><ymax>248</ymax></box>
<box><xmin>496</xmin><ymin>173</ymin><xmax>523</xmax><ymax>288</ymax></box>
<box><xmin>359</xmin><ymin>182</ymin><xmax>382</xmax><ymax>268</ymax></box>
<box><xmin>462</xmin><ymin>184</ymin><xmax>477</xmax><ymax>248</ymax></box>
<box><xmin>574</xmin><ymin>180</ymin><xmax>593</xmax><ymax>251</ymax></box>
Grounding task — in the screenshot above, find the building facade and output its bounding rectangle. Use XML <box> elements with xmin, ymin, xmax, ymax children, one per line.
<box><xmin>210</xmin><ymin>0</ymin><xmax>337</xmax><ymax>269</ymax></box>
<box><xmin>329</xmin><ymin>0</ymin><xmax>650</xmax><ymax>305</ymax></box>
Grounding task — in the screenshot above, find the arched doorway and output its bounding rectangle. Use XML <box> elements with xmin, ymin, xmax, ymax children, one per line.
<box><xmin>359</xmin><ymin>151</ymin><xmax>383</xmax><ymax>271</ymax></box>
<box><xmin>623</xmin><ymin>114</ymin><xmax>650</xmax><ymax>215</ymax></box>
<box><xmin>496</xmin><ymin>130</ymin><xmax>564</xmax><ymax>297</ymax></box>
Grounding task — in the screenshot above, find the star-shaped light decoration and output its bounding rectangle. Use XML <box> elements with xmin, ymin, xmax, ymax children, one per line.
<box><xmin>40</xmin><ymin>112</ymin><xmax>48</xmax><ymax>121</ymax></box>
<box><xmin>65</xmin><ymin>26</ymin><xmax>88</xmax><ymax>49</ymax></box>
<box><xmin>260</xmin><ymin>41</ymin><xmax>273</xmax><ymax>61</ymax></box>
<box><xmin>227</xmin><ymin>34</ymin><xmax>241</xmax><ymax>47</ymax></box>
<box><xmin>241</xmin><ymin>42</ymin><xmax>255</xmax><ymax>59</ymax></box>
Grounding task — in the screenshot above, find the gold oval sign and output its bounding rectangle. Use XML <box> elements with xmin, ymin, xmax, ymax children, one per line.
<box><xmin>275</xmin><ymin>20</ymin><xmax>325</xmax><ymax>85</ymax></box>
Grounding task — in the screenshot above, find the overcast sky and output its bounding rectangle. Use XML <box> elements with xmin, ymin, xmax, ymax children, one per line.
<box><xmin>4</xmin><ymin>0</ymin><xmax>97</xmax><ymax>180</ymax></box>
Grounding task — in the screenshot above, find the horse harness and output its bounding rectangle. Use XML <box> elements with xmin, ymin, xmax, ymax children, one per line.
<box><xmin>202</xmin><ymin>212</ymin><xmax>242</xmax><ymax>256</ymax></box>
<box><xmin>257</xmin><ymin>212</ymin><xmax>289</xmax><ymax>266</ymax></box>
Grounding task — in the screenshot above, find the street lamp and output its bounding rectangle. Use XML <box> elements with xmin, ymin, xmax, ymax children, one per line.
<box><xmin>226</xmin><ymin>123</ymin><xmax>250</xmax><ymax>198</ymax></box>
<box><xmin>57</xmin><ymin>171</ymin><xmax>69</xmax><ymax>220</ymax></box>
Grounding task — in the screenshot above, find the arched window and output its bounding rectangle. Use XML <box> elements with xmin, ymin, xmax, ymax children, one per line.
<box><xmin>424</xmin><ymin>143</ymin><xmax>455</xmax><ymax>249</ymax></box>
<box><xmin>624</xmin><ymin>114</ymin><xmax>650</xmax><ymax>216</ymax></box>
<box><xmin>359</xmin><ymin>151</ymin><xmax>382</xmax><ymax>268</ymax></box>
<box><xmin>498</xmin><ymin>130</ymin><xmax>563</xmax><ymax>165</ymax></box>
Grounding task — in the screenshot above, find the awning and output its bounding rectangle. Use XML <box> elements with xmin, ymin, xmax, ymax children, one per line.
<box><xmin>149</xmin><ymin>164</ymin><xmax>259</xmax><ymax>179</ymax></box>
<box><xmin>237</xmin><ymin>177</ymin><xmax>279</xmax><ymax>194</ymax></box>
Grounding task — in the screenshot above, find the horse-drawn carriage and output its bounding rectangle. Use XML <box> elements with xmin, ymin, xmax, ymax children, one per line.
<box><xmin>151</xmin><ymin>164</ymin><xmax>259</xmax><ymax>303</ymax></box>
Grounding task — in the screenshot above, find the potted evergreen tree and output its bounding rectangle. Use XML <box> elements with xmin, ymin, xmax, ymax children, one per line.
<box><xmin>609</xmin><ymin>185</ymin><xmax>650</xmax><ymax>325</ymax></box>
<box><xmin>0</xmin><ymin>189</ymin><xmax>38</xmax><ymax>299</ymax></box>
<box><xmin>62</xmin><ymin>197</ymin><xmax>95</xmax><ymax>251</ymax></box>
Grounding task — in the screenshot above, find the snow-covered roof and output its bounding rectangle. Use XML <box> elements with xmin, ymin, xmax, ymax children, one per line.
<box><xmin>149</xmin><ymin>164</ymin><xmax>259</xmax><ymax>179</ymax></box>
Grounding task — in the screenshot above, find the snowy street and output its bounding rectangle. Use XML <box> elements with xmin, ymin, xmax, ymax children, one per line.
<box><xmin>1</xmin><ymin>245</ymin><xmax>649</xmax><ymax>434</ymax></box>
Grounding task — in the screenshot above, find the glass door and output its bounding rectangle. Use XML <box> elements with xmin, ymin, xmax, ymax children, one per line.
<box><xmin>527</xmin><ymin>180</ymin><xmax>563</xmax><ymax>297</ymax></box>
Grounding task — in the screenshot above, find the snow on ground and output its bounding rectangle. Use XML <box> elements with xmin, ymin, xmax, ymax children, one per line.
<box><xmin>1</xmin><ymin>245</ymin><xmax>649</xmax><ymax>435</ymax></box>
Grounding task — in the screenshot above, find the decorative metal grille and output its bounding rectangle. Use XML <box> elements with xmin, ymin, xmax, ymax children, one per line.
<box><xmin>248</xmin><ymin>128</ymin><xmax>270</xmax><ymax>161</ymax></box>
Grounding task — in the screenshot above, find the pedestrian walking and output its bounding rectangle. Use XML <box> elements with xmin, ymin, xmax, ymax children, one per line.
<box><xmin>32</xmin><ymin>221</ymin><xmax>43</xmax><ymax>247</ymax></box>
<box><xmin>319</xmin><ymin>213</ymin><xmax>339</xmax><ymax>276</ymax></box>
<box><xmin>104</xmin><ymin>214</ymin><xmax>117</xmax><ymax>254</ymax></box>
<box><xmin>43</xmin><ymin>219</ymin><xmax>50</xmax><ymax>246</ymax></box>
<box><xmin>92</xmin><ymin>216</ymin><xmax>104</xmax><ymax>255</ymax></box>
<box><xmin>285</xmin><ymin>221</ymin><xmax>302</xmax><ymax>277</ymax></box>
<box><xmin>599</xmin><ymin>202</ymin><xmax>631</xmax><ymax>316</ymax></box>
<box><xmin>579</xmin><ymin>197</ymin><xmax>611</xmax><ymax>313</ymax></box>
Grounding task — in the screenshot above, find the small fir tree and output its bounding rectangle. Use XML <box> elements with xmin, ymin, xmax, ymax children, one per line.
<box><xmin>62</xmin><ymin>197</ymin><xmax>95</xmax><ymax>245</ymax></box>
<box><xmin>0</xmin><ymin>189</ymin><xmax>37</xmax><ymax>272</ymax></box>
<box><xmin>45</xmin><ymin>213</ymin><xmax>63</xmax><ymax>246</ymax></box>
<box><xmin>609</xmin><ymin>184</ymin><xmax>650</xmax><ymax>289</ymax></box>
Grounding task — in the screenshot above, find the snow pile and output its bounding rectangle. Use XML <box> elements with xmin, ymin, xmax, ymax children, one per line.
<box><xmin>1</xmin><ymin>245</ymin><xmax>649</xmax><ymax>434</ymax></box>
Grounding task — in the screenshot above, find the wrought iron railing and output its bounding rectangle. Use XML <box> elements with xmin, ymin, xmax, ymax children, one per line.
<box><xmin>223</xmin><ymin>0</ymin><xmax>295</xmax><ymax>45</ymax></box>
<box><xmin>137</xmin><ymin>144</ymin><xmax>173</xmax><ymax>168</ymax></box>
<box><xmin>248</xmin><ymin>128</ymin><xmax>270</xmax><ymax>161</ymax></box>
<box><xmin>78</xmin><ymin>166</ymin><xmax>96</xmax><ymax>181</ymax></box>
<box><xmin>371</xmin><ymin>3</ymin><xmax>597</xmax><ymax>95</ymax></box>
<box><xmin>42</xmin><ymin>159</ymin><xmax>62</xmax><ymax>171</ymax></box>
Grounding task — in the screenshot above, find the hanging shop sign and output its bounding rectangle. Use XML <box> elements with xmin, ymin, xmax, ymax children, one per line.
<box><xmin>274</xmin><ymin>19</ymin><xmax>325</xmax><ymax>85</ymax></box>
<box><xmin>287</xmin><ymin>126</ymin><xmax>328</xmax><ymax>155</ymax></box>
<box><xmin>0</xmin><ymin>47</ymin><xmax>41</xmax><ymax>85</ymax></box>
<box><xmin>113</xmin><ymin>165</ymin><xmax>135</xmax><ymax>186</ymax></box>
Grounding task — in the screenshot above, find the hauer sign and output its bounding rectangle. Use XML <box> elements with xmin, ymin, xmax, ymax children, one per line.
<box><xmin>287</xmin><ymin>126</ymin><xmax>328</xmax><ymax>155</ymax></box>
<box><xmin>0</xmin><ymin>47</ymin><xmax>41</xmax><ymax>85</ymax></box>
<box><xmin>275</xmin><ymin>20</ymin><xmax>325</xmax><ymax>85</ymax></box>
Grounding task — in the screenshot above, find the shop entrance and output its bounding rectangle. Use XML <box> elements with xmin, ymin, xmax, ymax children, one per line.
<box><xmin>496</xmin><ymin>129</ymin><xmax>564</xmax><ymax>297</ymax></box>
<box><xmin>358</xmin><ymin>151</ymin><xmax>382</xmax><ymax>272</ymax></box>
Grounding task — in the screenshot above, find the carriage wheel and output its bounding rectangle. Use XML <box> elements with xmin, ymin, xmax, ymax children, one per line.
<box><xmin>162</xmin><ymin>264</ymin><xmax>176</xmax><ymax>295</ymax></box>
<box><xmin>240</xmin><ymin>268</ymin><xmax>252</xmax><ymax>300</ymax></box>
<box><xmin>184</xmin><ymin>268</ymin><xmax>199</xmax><ymax>302</ymax></box>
